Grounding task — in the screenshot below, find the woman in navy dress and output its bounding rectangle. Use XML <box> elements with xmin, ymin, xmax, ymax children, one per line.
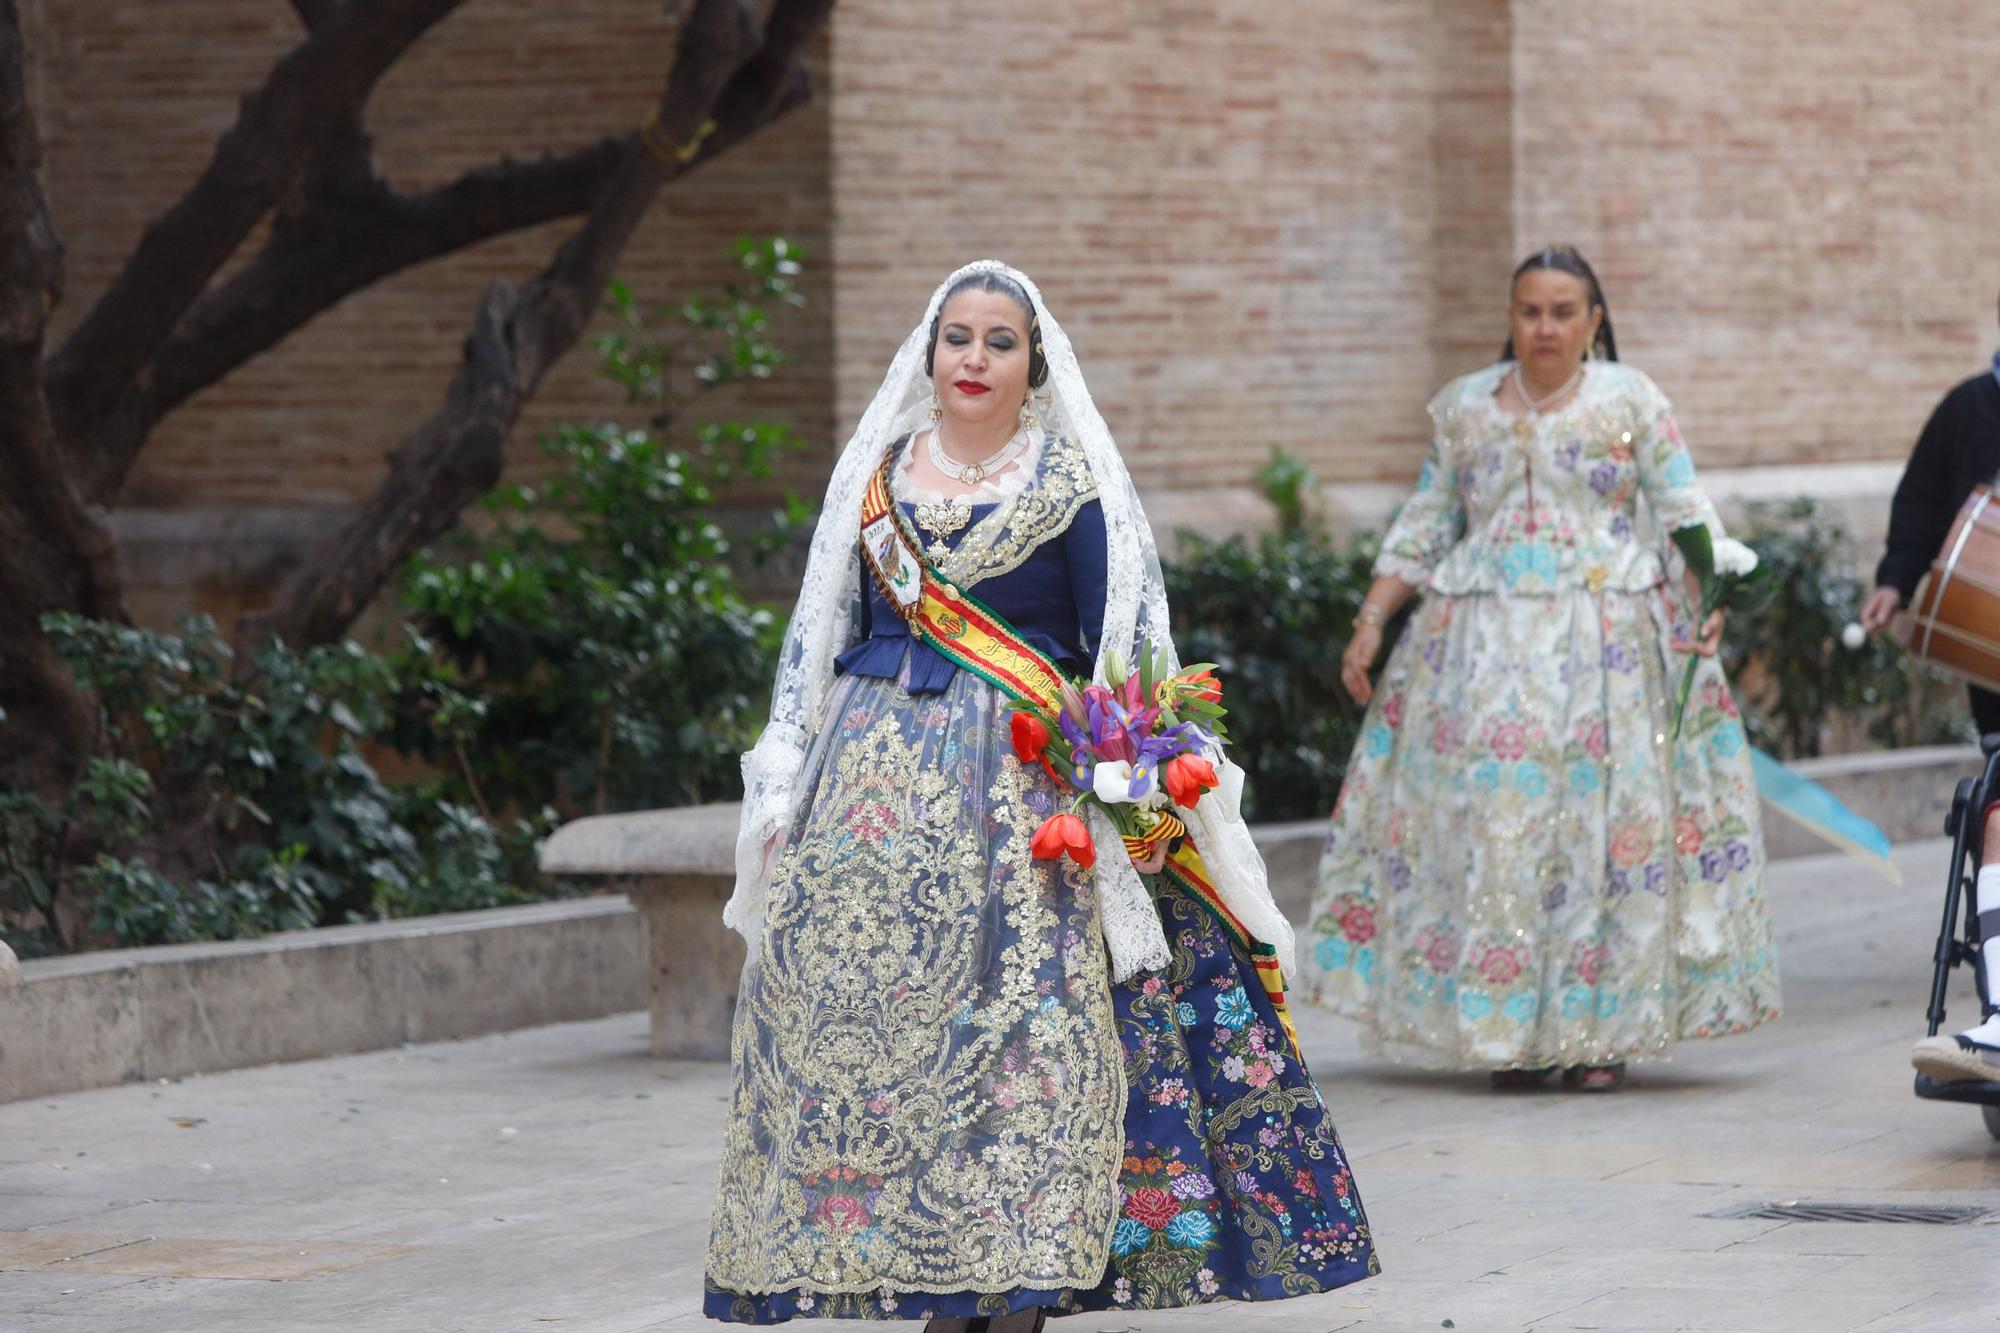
<box><xmin>704</xmin><ymin>263</ymin><xmax>1376</xmax><ymax>1328</ymax></box>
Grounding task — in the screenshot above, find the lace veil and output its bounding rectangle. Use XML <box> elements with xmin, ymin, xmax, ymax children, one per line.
<box><xmin>725</xmin><ymin>260</ymin><xmax>1295</xmax><ymax>982</ymax></box>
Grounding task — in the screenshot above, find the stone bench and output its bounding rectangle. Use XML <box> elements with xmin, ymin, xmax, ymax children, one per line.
<box><xmin>539</xmin><ymin>802</ymin><xmax>746</xmax><ymax>1060</ymax></box>
<box><xmin>534</xmin><ymin>750</ymin><xmax>1978</xmax><ymax>1063</ymax></box>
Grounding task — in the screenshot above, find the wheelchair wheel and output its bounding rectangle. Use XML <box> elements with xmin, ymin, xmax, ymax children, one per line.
<box><xmin>1986</xmin><ymin>1104</ymin><xmax>2000</xmax><ymax>1141</ymax></box>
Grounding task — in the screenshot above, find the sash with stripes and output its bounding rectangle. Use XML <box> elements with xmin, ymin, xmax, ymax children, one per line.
<box><xmin>859</xmin><ymin>446</ymin><xmax>1301</xmax><ymax>1056</ymax></box>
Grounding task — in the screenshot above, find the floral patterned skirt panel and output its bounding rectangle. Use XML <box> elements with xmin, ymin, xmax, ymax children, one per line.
<box><xmin>1299</xmin><ymin>586</ymin><xmax>1780</xmax><ymax>1071</ymax></box>
<box><xmin>704</xmin><ymin>671</ymin><xmax>1128</xmax><ymax>1309</ymax></box>
<box><xmin>705</xmin><ymin>678</ymin><xmax>1377</xmax><ymax>1324</ymax></box>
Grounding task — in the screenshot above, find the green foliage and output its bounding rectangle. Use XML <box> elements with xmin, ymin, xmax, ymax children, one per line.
<box><xmin>0</xmin><ymin>237</ymin><xmax>811</xmax><ymax>957</ymax></box>
<box><xmin>0</xmin><ymin>616</ymin><xmax>523</xmax><ymax>955</ymax></box>
<box><xmin>1164</xmin><ymin>449</ymin><xmax>1404</xmax><ymax>821</ymax></box>
<box><xmin>1723</xmin><ymin>498</ymin><xmax>1972</xmax><ymax>758</ymax></box>
<box><xmin>397</xmin><ymin>239</ymin><xmax>808</xmax><ymax>817</ymax></box>
<box><xmin>1256</xmin><ymin>446</ymin><xmax>1317</xmax><ymax>534</ymax></box>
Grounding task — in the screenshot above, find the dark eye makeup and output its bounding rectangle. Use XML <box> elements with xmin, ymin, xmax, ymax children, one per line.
<box><xmin>940</xmin><ymin>325</ymin><xmax>1021</xmax><ymax>350</ymax></box>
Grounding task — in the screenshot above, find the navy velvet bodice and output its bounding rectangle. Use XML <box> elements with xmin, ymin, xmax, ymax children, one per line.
<box><xmin>835</xmin><ymin>497</ymin><xmax>1109</xmax><ymax>694</ymax></box>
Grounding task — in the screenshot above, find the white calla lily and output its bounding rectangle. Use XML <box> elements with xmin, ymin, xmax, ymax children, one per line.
<box><xmin>1092</xmin><ymin>760</ymin><xmax>1138</xmax><ymax>805</ymax></box>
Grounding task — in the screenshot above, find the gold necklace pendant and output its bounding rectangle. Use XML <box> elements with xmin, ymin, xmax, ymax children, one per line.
<box><xmin>914</xmin><ymin>496</ymin><xmax>973</xmax><ymax>561</ymax></box>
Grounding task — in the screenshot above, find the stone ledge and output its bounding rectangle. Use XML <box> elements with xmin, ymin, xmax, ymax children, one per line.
<box><xmin>5</xmin><ymin>745</ymin><xmax>1963</xmax><ymax>1103</ymax></box>
<box><xmin>1762</xmin><ymin>745</ymin><xmax>1977</xmax><ymax>860</ymax></box>
<box><xmin>541</xmin><ymin>803</ymin><xmax>740</xmax><ymax>876</ymax></box>
<box><xmin>0</xmin><ymin>897</ymin><xmax>645</xmax><ymax>1105</ymax></box>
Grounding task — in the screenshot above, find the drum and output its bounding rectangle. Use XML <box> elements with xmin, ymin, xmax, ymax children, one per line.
<box><xmin>1907</xmin><ymin>485</ymin><xmax>2000</xmax><ymax>694</ymax></box>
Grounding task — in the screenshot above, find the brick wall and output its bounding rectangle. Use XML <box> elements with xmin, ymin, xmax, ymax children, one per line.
<box><xmin>24</xmin><ymin>1</ymin><xmax>2000</xmax><ymax>628</ymax></box>
<box><xmin>1508</xmin><ymin>0</ymin><xmax>2000</xmax><ymax>472</ymax></box>
<box><xmin>829</xmin><ymin>0</ymin><xmax>1446</xmax><ymax>506</ymax></box>
<box><xmin>831</xmin><ymin>0</ymin><xmax>2000</xmax><ymax>513</ymax></box>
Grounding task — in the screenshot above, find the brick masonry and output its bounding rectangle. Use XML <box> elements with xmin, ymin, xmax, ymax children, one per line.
<box><xmin>21</xmin><ymin>1</ymin><xmax>2000</xmax><ymax>626</ymax></box>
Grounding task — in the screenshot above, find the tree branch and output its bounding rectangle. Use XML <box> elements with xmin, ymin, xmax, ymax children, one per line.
<box><xmin>288</xmin><ymin>0</ymin><xmax>348</xmax><ymax>29</ymax></box>
<box><xmin>0</xmin><ymin>0</ymin><xmax>120</xmax><ymax>784</ymax></box>
<box><xmin>250</xmin><ymin>0</ymin><xmax>830</xmax><ymax>650</ymax></box>
<box><xmin>90</xmin><ymin>135</ymin><xmax>634</xmax><ymax>489</ymax></box>
<box><xmin>46</xmin><ymin>0</ymin><xmax>466</xmax><ymax>494</ymax></box>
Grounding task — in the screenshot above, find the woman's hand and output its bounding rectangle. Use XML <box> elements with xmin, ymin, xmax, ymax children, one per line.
<box><xmin>1859</xmin><ymin>586</ymin><xmax>1902</xmax><ymax>635</ymax></box>
<box><xmin>1341</xmin><ymin>622</ymin><xmax>1384</xmax><ymax>705</ymax></box>
<box><xmin>1671</xmin><ymin>608</ymin><xmax>1725</xmax><ymax>658</ymax></box>
<box><xmin>1129</xmin><ymin>838</ymin><xmax>1170</xmax><ymax>876</ymax></box>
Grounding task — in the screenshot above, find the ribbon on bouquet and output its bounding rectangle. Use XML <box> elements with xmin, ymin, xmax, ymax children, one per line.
<box><xmin>859</xmin><ymin>446</ymin><xmax>1303</xmax><ymax>1056</ymax></box>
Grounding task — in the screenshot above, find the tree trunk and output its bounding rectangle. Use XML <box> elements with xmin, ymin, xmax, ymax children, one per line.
<box><xmin>0</xmin><ymin>0</ymin><xmax>120</xmax><ymax>790</ymax></box>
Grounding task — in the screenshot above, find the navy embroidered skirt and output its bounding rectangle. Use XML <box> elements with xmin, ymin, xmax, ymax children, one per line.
<box><xmin>704</xmin><ymin>879</ymin><xmax>1378</xmax><ymax>1322</ymax></box>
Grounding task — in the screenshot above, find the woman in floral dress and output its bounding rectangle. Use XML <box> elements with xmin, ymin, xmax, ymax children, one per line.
<box><xmin>1300</xmin><ymin>245</ymin><xmax>1780</xmax><ymax>1090</ymax></box>
<box><xmin>705</xmin><ymin>262</ymin><xmax>1375</xmax><ymax>1328</ymax></box>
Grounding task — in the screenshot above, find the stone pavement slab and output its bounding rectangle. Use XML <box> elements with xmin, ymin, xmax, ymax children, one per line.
<box><xmin>2</xmin><ymin>839</ymin><xmax>1998</xmax><ymax>1332</ymax></box>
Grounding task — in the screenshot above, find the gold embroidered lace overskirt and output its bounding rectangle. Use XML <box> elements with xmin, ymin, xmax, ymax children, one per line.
<box><xmin>706</xmin><ymin>671</ymin><xmax>1125</xmax><ymax>1296</ymax></box>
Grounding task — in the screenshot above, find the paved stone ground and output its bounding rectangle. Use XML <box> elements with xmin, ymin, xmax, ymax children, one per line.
<box><xmin>3</xmin><ymin>840</ymin><xmax>1998</xmax><ymax>1332</ymax></box>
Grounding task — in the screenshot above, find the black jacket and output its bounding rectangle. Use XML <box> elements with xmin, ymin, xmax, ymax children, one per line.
<box><xmin>1876</xmin><ymin>370</ymin><xmax>2000</xmax><ymax>600</ymax></box>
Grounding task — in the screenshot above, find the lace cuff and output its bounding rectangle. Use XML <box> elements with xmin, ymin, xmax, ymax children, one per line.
<box><xmin>1089</xmin><ymin>807</ymin><xmax>1172</xmax><ymax>982</ymax></box>
<box><xmin>1371</xmin><ymin>550</ymin><xmax>1438</xmax><ymax>588</ymax></box>
<box><xmin>724</xmin><ymin>724</ymin><xmax>810</xmax><ymax>961</ymax></box>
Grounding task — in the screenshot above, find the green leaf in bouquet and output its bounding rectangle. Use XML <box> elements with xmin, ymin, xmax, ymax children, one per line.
<box><xmin>1670</xmin><ymin>523</ymin><xmax>1715</xmax><ymax>582</ymax></box>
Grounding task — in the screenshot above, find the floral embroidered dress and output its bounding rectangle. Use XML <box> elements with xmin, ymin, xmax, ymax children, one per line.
<box><xmin>1300</xmin><ymin>362</ymin><xmax>1780</xmax><ymax>1070</ymax></box>
<box><xmin>705</xmin><ymin>433</ymin><xmax>1376</xmax><ymax>1324</ymax></box>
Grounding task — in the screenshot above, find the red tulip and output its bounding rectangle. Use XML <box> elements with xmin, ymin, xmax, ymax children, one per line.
<box><xmin>1011</xmin><ymin>711</ymin><xmax>1051</xmax><ymax>763</ymax></box>
<box><xmin>1030</xmin><ymin>812</ymin><xmax>1096</xmax><ymax>869</ymax></box>
<box><xmin>1164</xmin><ymin>753</ymin><xmax>1219</xmax><ymax>808</ymax></box>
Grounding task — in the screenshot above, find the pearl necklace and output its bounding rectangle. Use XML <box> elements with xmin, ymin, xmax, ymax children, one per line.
<box><xmin>1513</xmin><ymin>364</ymin><xmax>1584</xmax><ymax>417</ymax></box>
<box><xmin>927</xmin><ymin>422</ymin><xmax>1031</xmax><ymax>487</ymax></box>
<box><xmin>1509</xmin><ymin>364</ymin><xmax>1583</xmax><ymax>540</ymax></box>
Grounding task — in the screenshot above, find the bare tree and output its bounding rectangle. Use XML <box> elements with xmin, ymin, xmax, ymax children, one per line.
<box><xmin>0</xmin><ymin>0</ymin><xmax>835</xmax><ymax>790</ymax></box>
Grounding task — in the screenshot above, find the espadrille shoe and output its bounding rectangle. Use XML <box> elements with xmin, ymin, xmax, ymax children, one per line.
<box><xmin>1911</xmin><ymin>1033</ymin><xmax>2000</xmax><ymax>1083</ymax></box>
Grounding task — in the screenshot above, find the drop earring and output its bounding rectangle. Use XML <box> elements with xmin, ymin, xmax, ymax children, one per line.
<box><xmin>927</xmin><ymin>391</ymin><xmax>943</xmax><ymax>426</ymax></box>
<box><xmin>1018</xmin><ymin>397</ymin><xmax>1037</xmax><ymax>433</ymax></box>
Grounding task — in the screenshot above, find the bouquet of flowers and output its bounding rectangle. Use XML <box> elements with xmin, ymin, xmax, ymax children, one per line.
<box><xmin>1009</xmin><ymin>644</ymin><xmax>1235</xmax><ymax>874</ymax></box>
<box><xmin>1667</xmin><ymin>523</ymin><xmax>1766</xmax><ymax>740</ymax></box>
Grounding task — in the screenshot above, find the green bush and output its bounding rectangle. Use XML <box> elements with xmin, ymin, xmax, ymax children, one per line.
<box><xmin>1165</xmin><ymin>450</ymin><xmax>1403</xmax><ymax>822</ymax></box>
<box><xmin>0</xmin><ymin>616</ymin><xmax>521</xmax><ymax>956</ymax></box>
<box><xmin>1723</xmin><ymin>497</ymin><xmax>1972</xmax><ymax>758</ymax></box>
<box><xmin>394</xmin><ymin>237</ymin><xmax>807</xmax><ymax>816</ymax></box>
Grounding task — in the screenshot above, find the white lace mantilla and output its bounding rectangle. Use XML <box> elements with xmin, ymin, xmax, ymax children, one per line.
<box><xmin>727</xmin><ymin>262</ymin><xmax>1294</xmax><ymax>982</ymax></box>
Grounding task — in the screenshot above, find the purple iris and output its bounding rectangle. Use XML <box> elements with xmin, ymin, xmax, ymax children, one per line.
<box><xmin>1062</xmin><ymin>677</ymin><xmax>1208</xmax><ymax>801</ymax></box>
